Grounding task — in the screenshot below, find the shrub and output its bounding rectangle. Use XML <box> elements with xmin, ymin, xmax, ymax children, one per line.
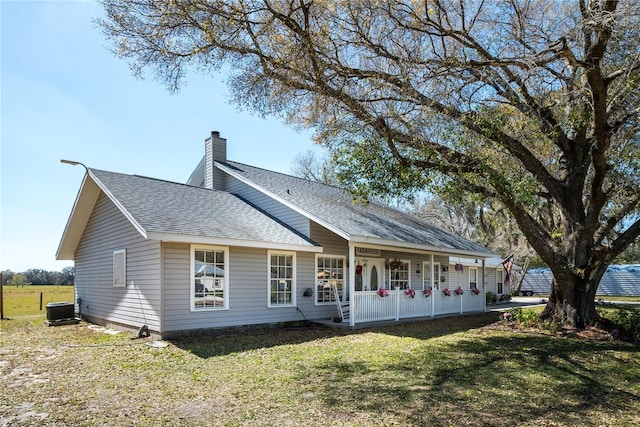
<box><xmin>505</xmin><ymin>308</ymin><xmax>540</xmax><ymax>328</ymax></box>
<box><xmin>486</xmin><ymin>291</ymin><xmax>497</xmax><ymax>305</ymax></box>
<box><xmin>609</xmin><ymin>308</ymin><xmax>640</xmax><ymax>343</ymax></box>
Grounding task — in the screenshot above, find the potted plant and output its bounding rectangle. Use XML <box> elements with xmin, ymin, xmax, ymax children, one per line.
<box><xmin>423</xmin><ymin>288</ymin><xmax>432</xmax><ymax>297</ymax></box>
<box><xmin>405</xmin><ymin>289</ymin><xmax>415</xmax><ymax>298</ymax></box>
<box><xmin>443</xmin><ymin>288</ymin><xmax>451</xmax><ymax>296</ymax></box>
<box><xmin>455</xmin><ymin>286</ymin><xmax>464</xmax><ymax>295</ymax></box>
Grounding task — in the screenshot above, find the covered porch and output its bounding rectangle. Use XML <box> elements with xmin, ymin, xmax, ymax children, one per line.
<box><xmin>335</xmin><ymin>241</ymin><xmax>491</xmax><ymax>326</ymax></box>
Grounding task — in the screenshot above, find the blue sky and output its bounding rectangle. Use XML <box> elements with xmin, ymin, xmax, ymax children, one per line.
<box><xmin>1</xmin><ymin>1</ymin><xmax>318</xmax><ymax>272</ymax></box>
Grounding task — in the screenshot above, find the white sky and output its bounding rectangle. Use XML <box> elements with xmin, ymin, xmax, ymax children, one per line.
<box><xmin>1</xmin><ymin>1</ymin><xmax>318</xmax><ymax>272</ymax></box>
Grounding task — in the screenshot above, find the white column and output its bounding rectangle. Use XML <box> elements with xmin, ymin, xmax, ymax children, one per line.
<box><xmin>482</xmin><ymin>258</ymin><xmax>487</xmax><ymax>312</ymax></box>
<box><xmin>430</xmin><ymin>254</ymin><xmax>435</xmax><ymax>317</ymax></box>
<box><xmin>349</xmin><ymin>241</ymin><xmax>356</xmax><ymax>327</ymax></box>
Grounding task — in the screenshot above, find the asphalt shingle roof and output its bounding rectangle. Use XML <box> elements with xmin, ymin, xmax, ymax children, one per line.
<box><xmin>221</xmin><ymin>161</ymin><xmax>495</xmax><ymax>255</ymax></box>
<box><xmin>89</xmin><ymin>169</ymin><xmax>318</xmax><ymax>248</ymax></box>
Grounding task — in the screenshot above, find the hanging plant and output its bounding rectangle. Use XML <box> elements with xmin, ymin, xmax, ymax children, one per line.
<box><xmin>455</xmin><ymin>263</ymin><xmax>464</xmax><ymax>272</ymax></box>
<box><xmin>377</xmin><ymin>288</ymin><xmax>389</xmax><ymax>297</ymax></box>
<box><xmin>423</xmin><ymin>288</ymin><xmax>432</xmax><ymax>297</ymax></box>
<box><xmin>405</xmin><ymin>289</ymin><xmax>415</xmax><ymax>299</ymax></box>
<box><xmin>455</xmin><ymin>287</ymin><xmax>464</xmax><ymax>295</ymax></box>
<box><xmin>443</xmin><ymin>288</ymin><xmax>451</xmax><ymax>296</ymax></box>
<box><xmin>389</xmin><ymin>258</ymin><xmax>403</xmax><ymax>270</ymax></box>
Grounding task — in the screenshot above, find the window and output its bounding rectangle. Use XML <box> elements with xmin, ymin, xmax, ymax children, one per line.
<box><xmin>496</xmin><ymin>269</ymin><xmax>504</xmax><ymax>294</ymax></box>
<box><xmin>469</xmin><ymin>267</ymin><xmax>478</xmax><ymax>290</ymax></box>
<box><xmin>269</xmin><ymin>251</ymin><xmax>296</xmax><ymax>307</ymax></box>
<box><xmin>316</xmin><ymin>255</ymin><xmax>345</xmax><ymax>304</ymax></box>
<box><xmin>191</xmin><ymin>245</ymin><xmax>228</xmax><ymax>311</ymax></box>
<box><xmin>389</xmin><ymin>259</ymin><xmax>410</xmax><ymax>290</ymax></box>
<box><xmin>423</xmin><ymin>261</ymin><xmax>440</xmax><ymax>290</ymax></box>
<box><xmin>113</xmin><ymin>249</ymin><xmax>126</xmax><ymax>287</ymax></box>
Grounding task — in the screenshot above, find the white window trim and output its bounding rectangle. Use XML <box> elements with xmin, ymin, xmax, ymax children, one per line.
<box><xmin>389</xmin><ymin>259</ymin><xmax>411</xmax><ymax>290</ymax></box>
<box><xmin>190</xmin><ymin>244</ymin><xmax>230</xmax><ymax>312</ymax></box>
<box><xmin>315</xmin><ymin>254</ymin><xmax>346</xmax><ymax>305</ymax></box>
<box><xmin>267</xmin><ymin>250</ymin><xmax>297</xmax><ymax>308</ymax></box>
<box><xmin>469</xmin><ymin>267</ymin><xmax>478</xmax><ymax>290</ymax></box>
<box><xmin>422</xmin><ymin>261</ymin><xmax>441</xmax><ymax>290</ymax></box>
<box><xmin>113</xmin><ymin>249</ymin><xmax>126</xmax><ymax>288</ymax></box>
<box><xmin>496</xmin><ymin>268</ymin><xmax>504</xmax><ymax>294</ymax></box>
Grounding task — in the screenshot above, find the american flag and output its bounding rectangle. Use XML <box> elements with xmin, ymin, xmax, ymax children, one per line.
<box><xmin>502</xmin><ymin>254</ymin><xmax>514</xmax><ymax>285</ymax></box>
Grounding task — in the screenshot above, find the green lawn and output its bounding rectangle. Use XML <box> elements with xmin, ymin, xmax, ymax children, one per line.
<box><xmin>1</xmin><ymin>285</ymin><xmax>74</xmax><ymax>317</ymax></box>
<box><xmin>1</xmin><ymin>310</ymin><xmax>638</xmax><ymax>426</ymax></box>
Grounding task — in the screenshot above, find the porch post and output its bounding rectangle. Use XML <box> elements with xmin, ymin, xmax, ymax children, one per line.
<box><xmin>348</xmin><ymin>241</ymin><xmax>356</xmax><ymax>327</ymax></box>
<box><xmin>430</xmin><ymin>254</ymin><xmax>435</xmax><ymax>317</ymax></box>
<box><xmin>482</xmin><ymin>258</ymin><xmax>487</xmax><ymax>312</ymax></box>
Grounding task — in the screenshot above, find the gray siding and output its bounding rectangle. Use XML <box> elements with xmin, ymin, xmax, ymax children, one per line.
<box><xmin>226</xmin><ymin>175</ymin><xmax>310</xmax><ymax>236</ymax></box>
<box><xmin>310</xmin><ymin>221</ymin><xmax>348</xmax><ymax>255</ymax></box>
<box><xmin>162</xmin><ymin>243</ymin><xmax>335</xmax><ymax>334</ymax></box>
<box><xmin>75</xmin><ymin>193</ymin><xmax>161</xmax><ymax>331</ymax></box>
<box><xmin>484</xmin><ymin>268</ymin><xmax>498</xmax><ymax>294</ymax></box>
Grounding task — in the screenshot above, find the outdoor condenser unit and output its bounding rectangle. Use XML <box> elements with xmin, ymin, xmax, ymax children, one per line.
<box><xmin>46</xmin><ymin>302</ymin><xmax>74</xmax><ymax>321</ymax></box>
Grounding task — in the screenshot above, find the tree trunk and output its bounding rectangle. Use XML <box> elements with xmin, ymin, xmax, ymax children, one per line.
<box><xmin>540</xmin><ymin>268</ymin><xmax>605</xmax><ymax>328</ymax></box>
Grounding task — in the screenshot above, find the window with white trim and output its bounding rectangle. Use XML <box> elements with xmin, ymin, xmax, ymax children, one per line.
<box><xmin>316</xmin><ymin>255</ymin><xmax>345</xmax><ymax>304</ymax></box>
<box><xmin>191</xmin><ymin>245</ymin><xmax>228</xmax><ymax>311</ymax></box>
<box><xmin>113</xmin><ymin>249</ymin><xmax>126</xmax><ymax>287</ymax></box>
<box><xmin>469</xmin><ymin>267</ymin><xmax>478</xmax><ymax>290</ymax></box>
<box><xmin>496</xmin><ymin>269</ymin><xmax>504</xmax><ymax>294</ymax></box>
<box><xmin>389</xmin><ymin>259</ymin><xmax>410</xmax><ymax>290</ymax></box>
<box><xmin>422</xmin><ymin>261</ymin><xmax>440</xmax><ymax>290</ymax></box>
<box><xmin>269</xmin><ymin>251</ymin><xmax>296</xmax><ymax>307</ymax></box>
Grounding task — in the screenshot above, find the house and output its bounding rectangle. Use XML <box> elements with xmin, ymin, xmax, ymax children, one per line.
<box><xmin>57</xmin><ymin>131</ymin><xmax>498</xmax><ymax>337</ymax></box>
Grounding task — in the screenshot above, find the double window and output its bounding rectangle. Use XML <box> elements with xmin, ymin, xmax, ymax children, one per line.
<box><xmin>269</xmin><ymin>251</ymin><xmax>296</xmax><ymax>307</ymax></box>
<box><xmin>316</xmin><ymin>255</ymin><xmax>345</xmax><ymax>304</ymax></box>
<box><xmin>191</xmin><ymin>245</ymin><xmax>228</xmax><ymax>311</ymax></box>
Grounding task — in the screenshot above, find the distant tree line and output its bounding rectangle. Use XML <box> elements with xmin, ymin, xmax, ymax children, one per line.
<box><xmin>1</xmin><ymin>267</ymin><xmax>75</xmax><ymax>286</ymax></box>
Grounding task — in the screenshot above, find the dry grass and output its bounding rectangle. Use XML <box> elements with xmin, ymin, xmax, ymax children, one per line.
<box><xmin>1</xmin><ymin>311</ymin><xmax>639</xmax><ymax>426</ymax></box>
<box><xmin>1</xmin><ymin>285</ymin><xmax>74</xmax><ymax>317</ymax></box>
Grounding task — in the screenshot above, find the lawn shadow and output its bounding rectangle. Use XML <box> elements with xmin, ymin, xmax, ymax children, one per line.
<box><xmin>169</xmin><ymin>312</ymin><xmax>499</xmax><ymax>358</ymax></box>
<box><xmin>168</xmin><ymin>323</ymin><xmax>353</xmax><ymax>358</ymax></box>
<box><xmin>305</xmin><ymin>331</ymin><xmax>640</xmax><ymax>426</ymax></box>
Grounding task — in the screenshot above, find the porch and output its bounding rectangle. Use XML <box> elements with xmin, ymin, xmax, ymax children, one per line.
<box><xmin>332</xmin><ymin>288</ymin><xmax>486</xmax><ymax>326</ymax></box>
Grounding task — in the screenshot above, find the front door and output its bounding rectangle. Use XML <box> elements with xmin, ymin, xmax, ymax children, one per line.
<box><xmin>355</xmin><ymin>258</ymin><xmax>386</xmax><ymax>291</ymax></box>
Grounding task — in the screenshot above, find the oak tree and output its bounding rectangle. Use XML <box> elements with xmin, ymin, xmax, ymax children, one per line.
<box><xmin>99</xmin><ymin>0</ymin><xmax>640</xmax><ymax>327</ymax></box>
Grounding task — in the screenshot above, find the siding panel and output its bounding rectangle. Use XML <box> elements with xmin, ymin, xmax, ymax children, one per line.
<box><xmin>162</xmin><ymin>244</ymin><xmax>335</xmax><ymax>333</ymax></box>
<box><xmin>75</xmin><ymin>193</ymin><xmax>161</xmax><ymax>331</ymax></box>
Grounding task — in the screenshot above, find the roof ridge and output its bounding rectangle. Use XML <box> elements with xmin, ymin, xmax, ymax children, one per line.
<box><xmin>224</xmin><ymin>160</ymin><xmax>347</xmax><ymax>191</ymax></box>
<box><xmin>89</xmin><ymin>167</ymin><xmax>222</xmax><ymax>192</ymax></box>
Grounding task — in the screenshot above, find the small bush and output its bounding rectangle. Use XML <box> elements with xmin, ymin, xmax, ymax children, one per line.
<box><xmin>609</xmin><ymin>308</ymin><xmax>640</xmax><ymax>342</ymax></box>
<box><xmin>486</xmin><ymin>291</ymin><xmax>497</xmax><ymax>305</ymax></box>
<box><xmin>507</xmin><ymin>308</ymin><xmax>540</xmax><ymax>327</ymax></box>
<box><xmin>503</xmin><ymin>308</ymin><xmax>562</xmax><ymax>333</ymax></box>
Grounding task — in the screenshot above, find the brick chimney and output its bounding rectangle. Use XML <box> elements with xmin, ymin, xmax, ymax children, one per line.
<box><xmin>204</xmin><ymin>131</ymin><xmax>227</xmax><ymax>190</ymax></box>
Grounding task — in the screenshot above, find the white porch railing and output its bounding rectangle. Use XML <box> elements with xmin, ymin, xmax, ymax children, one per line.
<box><xmin>351</xmin><ymin>289</ymin><xmax>485</xmax><ymax>324</ymax></box>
